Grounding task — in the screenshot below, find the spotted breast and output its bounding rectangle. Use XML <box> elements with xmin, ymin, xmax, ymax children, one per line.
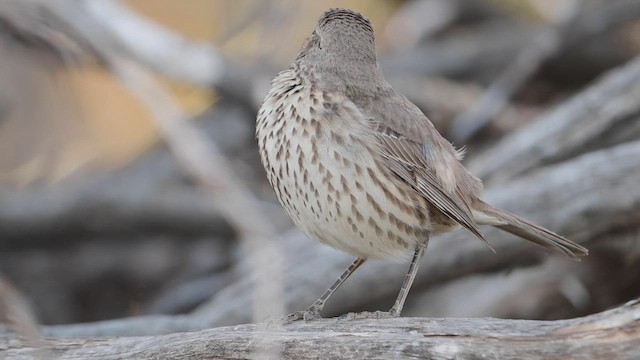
<box><xmin>256</xmin><ymin>65</ymin><xmax>439</xmax><ymax>261</ymax></box>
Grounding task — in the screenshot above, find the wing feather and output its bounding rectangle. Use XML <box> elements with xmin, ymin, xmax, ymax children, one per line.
<box><xmin>345</xmin><ymin>89</ymin><xmax>489</xmax><ymax>247</ymax></box>
<box><xmin>372</xmin><ymin>122</ymin><xmax>490</xmax><ymax>247</ymax></box>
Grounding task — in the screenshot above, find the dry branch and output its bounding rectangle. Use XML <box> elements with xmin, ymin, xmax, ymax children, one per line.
<box><xmin>468</xmin><ymin>55</ymin><xmax>640</xmax><ymax>183</ymax></box>
<box><xmin>449</xmin><ymin>0</ymin><xmax>582</xmax><ymax>142</ymax></box>
<box><xmin>0</xmin><ymin>98</ymin><xmax>276</xmax><ymax>248</ymax></box>
<box><xmin>0</xmin><ymin>0</ymin><xmax>224</xmax><ymax>85</ymax></box>
<box><xmin>381</xmin><ymin>0</ymin><xmax>640</xmax><ymax>84</ymax></box>
<box><xmin>2</xmin><ymin>301</ymin><xmax>639</xmax><ymax>359</ymax></box>
<box><xmin>0</xmin><ymin>184</ymin><xmax>232</xmax><ymax>248</ymax></box>
<box><xmin>388</xmin><ymin>75</ymin><xmax>542</xmax><ymax>131</ymax></box>
<box><xmin>0</xmin><ymin>0</ymin><xmax>287</xmax><ymax>327</ymax></box>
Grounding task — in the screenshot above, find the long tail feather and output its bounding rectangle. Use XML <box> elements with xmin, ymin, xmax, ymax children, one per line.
<box><xmin>474</xmin><ymin>203</ymin><xmax>588</xmax><ymax>260</ymax></box>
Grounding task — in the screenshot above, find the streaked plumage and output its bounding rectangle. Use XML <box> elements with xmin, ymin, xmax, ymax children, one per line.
<box><xmin>256</xmin><ymin>8</ymin><xmax>587</xmax><ymax>320</ymax></box>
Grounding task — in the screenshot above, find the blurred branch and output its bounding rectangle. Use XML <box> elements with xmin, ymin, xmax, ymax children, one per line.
<box><xmin>0</xmin><ymin>0</ymin><xmax>286</xmax><ymax>328</ymax></box>
<box><xmin>0</xmin><ymin>0</ymin><xmax>223</xmax><ymax>84</ymax></box>
<box><xmin>0</xmin><ymin>0</ymin><xmax>264</xmax><ymax>108</ymax></box>
<box><xmin>0</xmin><ymin>97</ymin><xmax>282</xmax><ymax>248</ymax></box>
<box><xmin>405</xmin><ymin>240</ymin><xmax>640</xmax><ymax>319</ymax></box>
<box><xmin>381</xmin><ymin>19</ymin><xmax>531</xmax><ymax>81</ymax></box>
<box><xmin>383</xmin><ymin>0</ymin><xmax>460</xmax><ymax>49</ymax></box>
<box><xmin>70</xmin><ymin>0</ymin><xmax>224</xmax><ymax>85</ymax></box>
<box><xmin>388</xmin><ymin>76</ymin><xmax>542</xmax><ymax>131</ymax></box>
<box><xmin>0</xmin><ymin>276</ymin><xmax>41</xmax><ymax>343</ymax></box>
<box><xmin>449</xmin><ymin>0</ymin><xmax>583</xmax><ymax>142</ymax></box>
<box><xmin>62</xmin><ymin>0</ymin><xmax>271</xmax><ymax>110</ymax></box>
<box><xmin>381</xmin><ymin>0</ymin><xmax>640</xmax><ymax>84</ymax></box>
<box><xmin>4</xmin><ymin>301</ymin><xmax>640</xmax><ymax>359</ymax></box>
<box><xmin>214</xmin><ymin>0</ymin><xmax>273</xmax><ymax>45</ymax></box>
<box><xmin>108</xmin><ymin>55</ymin><xmax>285</xmax><ymax>322</ymax></box>
<box><xmin>69</xmin><ymin>0</ymin><xmax>286</xmax><ymax>325</ymax></box>
<box><xmin>469</xmin><ymin>55</ymin><xmax>640</xmax><ymax>184</ymax></box>
<box><xmin>0</xmin><ymin>184</ymin><xmax>232</xmax><ymax>249</ymax></box>
<box><xmin>46</xmin><ymin>3</ymin><xmax>288</xmax><ymax>355</ymax></box>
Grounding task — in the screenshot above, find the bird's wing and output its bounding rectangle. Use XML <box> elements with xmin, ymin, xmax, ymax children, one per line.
<box><xmin>372</xmin><ymin>122</ymin><xmax>486</xmax><ymax>243</ymax></box>
<box><xmin>357</xmin><ymin>92</ymin><xmax>488</xmax><ymax>245</ymax></box>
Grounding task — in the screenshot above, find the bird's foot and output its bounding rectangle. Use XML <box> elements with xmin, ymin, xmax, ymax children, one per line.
<box><xmin>285</xmin><ymin>307</ymin><xmax>322</xmax><ymax>322</ymax></box>
<box><xmin>339</xmin><ymin>309</ymin><xmax>400</xmax><ymax>321</ymax></box>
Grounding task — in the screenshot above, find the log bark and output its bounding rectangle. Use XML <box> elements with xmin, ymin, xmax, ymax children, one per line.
<box><xmin>2</xmin><ymin>301</ymin><xmax>639</xmax><ymax>359</ymax></box>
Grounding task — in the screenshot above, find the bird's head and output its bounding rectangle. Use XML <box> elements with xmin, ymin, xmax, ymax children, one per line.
<box><xmin>296</xmin><ymin>8</ymin><xmax>377</xmax><ymax>68</ymax></box>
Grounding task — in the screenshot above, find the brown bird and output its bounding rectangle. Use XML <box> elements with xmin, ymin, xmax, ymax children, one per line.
<box><xmin>256</xmin><ymin>8</ymin><xmax>587</xmax><ymax>321</ymax></box>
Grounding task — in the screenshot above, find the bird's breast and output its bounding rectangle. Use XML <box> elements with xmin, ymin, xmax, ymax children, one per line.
<box><xmin>257</xmin><ymin>72</ymin><xmax>432</xmax><ymax>260</ymax></box>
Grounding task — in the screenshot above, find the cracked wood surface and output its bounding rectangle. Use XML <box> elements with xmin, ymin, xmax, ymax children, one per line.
<box><xmin>2</xmin><ymin>301</ymin><xmax>639</xmax><ymax>359</ymax></box>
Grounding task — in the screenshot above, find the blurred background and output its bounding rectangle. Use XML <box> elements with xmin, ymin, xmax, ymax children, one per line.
<box><xmin>1</xmin><ymin>0</ymin><xmax>640</xmax><ymax>337</ymax></box>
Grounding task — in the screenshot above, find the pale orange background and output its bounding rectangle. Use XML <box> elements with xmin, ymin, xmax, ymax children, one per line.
<box><xmin>2</xmin><ymin>0</ymin><xmax>560</xmax><ymax>184</ymax></box>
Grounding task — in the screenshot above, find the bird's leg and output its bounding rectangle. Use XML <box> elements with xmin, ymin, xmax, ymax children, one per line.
<box><xmin>388</xmin><ymin>238</ymin><xmax>428</xmax><ymax>317</ymax></box>
<box><xmin>342</xmin><ymin>238</ymin><xmax>429</xmax><ymax>320</ymax></box>
<box><xmin>287</xmin><ymin>257</ymin><xmax>367</xmax><ymax>322</ymax></box>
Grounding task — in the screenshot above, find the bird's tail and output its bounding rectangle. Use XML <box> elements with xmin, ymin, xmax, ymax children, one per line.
<box><xmin>473</xmin><ymin>202</ymin><xmax>588</xmax><ymax>260</ymax></box>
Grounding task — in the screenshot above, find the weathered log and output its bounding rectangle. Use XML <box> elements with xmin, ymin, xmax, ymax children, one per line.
<box><xmin>2</xmin><ymin>300</ymin><xmax>639</xmax><ymax>359</ymax></box>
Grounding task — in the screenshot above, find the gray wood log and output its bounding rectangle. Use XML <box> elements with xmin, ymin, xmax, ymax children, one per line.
<box><xmin>2</xmin><ymin>301</ymin><xmax>639</xmax><ymax>359</ymax></box>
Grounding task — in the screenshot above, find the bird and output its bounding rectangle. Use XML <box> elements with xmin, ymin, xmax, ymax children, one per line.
<box><xmin>256</xmin><ymin>8</ymin><xmax>588</xmax><ymax>321</ymax></box>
